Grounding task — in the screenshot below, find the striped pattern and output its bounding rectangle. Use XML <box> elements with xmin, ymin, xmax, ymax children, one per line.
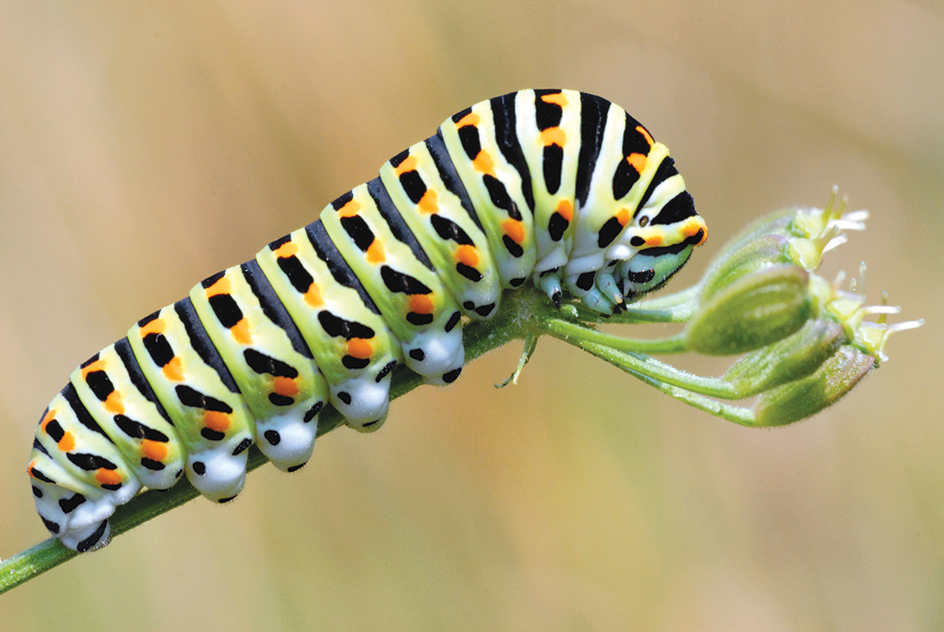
<box><xmin>27</xmin><ymin>90</ymin><xmax>707</xmax><ymax>551</ymax></box>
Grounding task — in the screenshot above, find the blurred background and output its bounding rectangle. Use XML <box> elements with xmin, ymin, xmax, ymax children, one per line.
<box><xmin>1</xmin><ymin>1</ymin><xmax>941</xmax><ymax>630</ymax></box>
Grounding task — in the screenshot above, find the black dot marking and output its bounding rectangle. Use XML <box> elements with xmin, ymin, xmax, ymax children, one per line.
<box><xmin>30</xmin><ymin>467</ymin><xmax>55</xmax><ymax>484</ymax></box>
<box><xmin>502</xmin><ymin>235</ymin><xmax>524</xmax><ymax>258</ymax></box>
<box><xmin>342</xmin><ymin>356</ymin><xmax>371</xmax><ymax>370</ymax></box>
<box><xmin>399</xmin><ymin>170</ymin><xmax>427</xmax><ymax>204</ymax></box>
<box><xmin>340</xmin><ymin>215</ymin><xmax>375</xmax><ymax>251</ymax></box>
<box><xmin>66</xmin><ymin>452</ymin><xmax>118</xmax><ymax>472</ymax></box>
<box><xmin>543</xmin><ymin>145</ymin><xmax>564</xmax><ymax>194</ymax></box>
<box><xmin>176</xmin><ymin>385</ymin><xmax>233</xmax><ymax>414</ymax></box>
<box><xmin>208</xmin><ymin>293</ymin><xmax>244</xmax><ymax>329</ymax></box>
<box><xmin>264</xmin><ymin>430</ymin><xmax>281</xmax><ymax>446</ymax></box>
<box><xmin>101</xmin><ymin>482</ymin><xmax>122</xmax><ymax>491</ymax></box>
<box><xmin>141</xmin><ymin>458</ymin><xmax>165</xmax><ymax>471</ymax></box>
<box><xmin>85</xmin><ymin>370</ymin><xmax>115</xmax><ymax>401</ymax></box>
<box><xmin>443</xmin><ymin>368</ymin><xmax>462</xmax><ymax>383</ymax></box>
<box><xmin>475</xmin><ymin>303</ymin><xmax>495</xmax><ymax>317</ymax></box>
<box><xmin>548</xmin><ymin>212</ymin><xmax>569</xmax><ymax>241</ymax></box>
<box><xmin>276</xmin><ymin>254</ymin><xmax>314</xmax><ymax>294</ymax></box>
<box><xmin>457</xmin><ymin>123</ymin><xmax>482</xmax><ymax>160</ymax></box>
<box><xmin>44</xmin><ymin>419</ymin><xmax>64</xmax><ymax>443</ymax></box>
<box><xmin>597</xmin><ymin>216</ymin><xmax>625</xmax><ymax>248</ymax></box>
<box><xmin>376</xmin><ymin>360</ymin><xmax>398</xmax><ymax>382</ymax></box>
<box><xmin>406</xmin><ymin>312</ymin><xmax>434</xmax><ymax>326</ymax></box>
<box><xmin>362</xmin><ymin>419</ymin><xmax>380</xmax><ymax>428</ymax></box>
<box><xmin>143</xmin><ymin>332</ymin><xmax>175</xmax><ymax>367</ymax></box>
<box><xmin>268</xmin><ymin>393</ymin><xmax>295</xmax><ymax>406</ymax></box>
<box><xmin>409</xmin><ymin>348</ymin><xmax>425</xmax><ymax>361</ymax></box>
<box><xmin>114</xmin><ymin>414</ymin><xmax>169</xmax><ymax>442</ymax></box>
<box><xmin>244</xmin><ymin>349</ymin><xmax>299</xmax><ymax>378</ymax></box>
<box><xmin>445</xmin><ymin>311</ymin><xmax>461</xmax><ymax>332</ymax></box>
<box><xmin>287</xmin><ymin>463</ymin><xmax>307</xmax><ymax>473</ymax></box>
<box><xmin>630</xmin><ymin>236</ymin><xmax>645</xmax><ymax>247</ymax></box>
<box><xmin>192</xmin><ymin>461</ymin><xmax>206</xmax><ymax>475</ymax></box>
<box><xmin>482</xmin><ymin>175</ymin><xmax>519</xmax><ymax>219</ymax></box>
<box><xmin>41</xmin><ymin>516</ymin><xmax>60</xmax><ymax>534</ymax></box>
<box><xmin>330</xmin><ymin>190</ymin><xmax>355</xmax><ymax>210</ymax></box>
<box><xmin>76</xmin><ymin>520</ymin><xmax>108</xmax><ymax>553</ymax></box>
<box><xmin>32</xmin><ymin>485</ymin><xmax>42</xmax><ymax>498</ymax></box>
<box><xmin>380</xmin><ymin>265</ymin><xmax>432</xmax><ymax>295</ymax></box>
<box><xmin>627</xmin><ymin>268</ymin><xmax>655</xmax><ymax>284</ymax></box>
<box><xmin>218</xmin><ymin>496</ymin><xmax>237</xmax><ymax>504</ymax></box>
<box><xmin>304</xmin><ymin>402</ymin><xmax>323</xmax><ymax>422</ymax></box>
<box><xmin>612</xmin><ymin>158</ymin><xmax>641</xmax><ymax>200</ymax></box>
<box><xmin>462</xmin><ymin>301</ymin><xmax>475</xmax><ymax>310</ymax></box>
<box><xmin>201</xmin><ymin>428</ymin><xmax>225</xmax><ymax>441</ymax></box>
<box><xmin>337</xmin><ymin>392</ymin><xmax>352</xmax><ymax>405</ymax></box>
<box><xmin>429</xmin><ymin>214</ymin><xmax>474</xmax><ymax>246</ymax></box>
<box><xmin>232</xmin><ymin>438</ymin><xmax>252</xmax><ymax>455</ymax></box>
<box><xmin>456</xmin><ymin>263</ymin><xmax>483</xmax><ymax>282</ymax></box>
<box><xmin>317</xmin><ymin>311</ymin><xmax>375</xmax><ymax>340</ymax></box>
<box><xmin>59</xmin><ymin>493</ymin><xmax>87</xmax><ymax>514</ymax></box>
<box><xmin>509</xmin><ymin>277</ymin><xmax>526</xmax><ymax>287</ymax></box>
<box><xmin>576</xmin><ymin>272</ymin><xmax>595</xmax><ymax>291</ymax></box>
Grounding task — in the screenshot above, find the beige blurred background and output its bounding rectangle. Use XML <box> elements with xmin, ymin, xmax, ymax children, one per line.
<box><xmin>1</xmin><ymin>1</ymin><xmax>941</xmax><ymax>630</ymax></box>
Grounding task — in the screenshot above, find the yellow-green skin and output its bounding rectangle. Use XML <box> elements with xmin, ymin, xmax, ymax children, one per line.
<box><xmin>27</xmin><ymin>89</ymin><xmax>707</xmax><ymax>552</ymax></box>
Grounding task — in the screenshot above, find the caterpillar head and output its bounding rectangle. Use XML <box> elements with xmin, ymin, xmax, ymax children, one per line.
<box><xmin>618</xmin><ymin>191</ymin><xmax>707</xmax><ymax>300</ymax></box>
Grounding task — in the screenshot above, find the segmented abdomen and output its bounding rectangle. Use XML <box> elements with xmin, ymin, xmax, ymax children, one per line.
<box><xmin>28</xmin><ymin>89</ymin><xmax>706</xmax><ymax>551</ymax></box>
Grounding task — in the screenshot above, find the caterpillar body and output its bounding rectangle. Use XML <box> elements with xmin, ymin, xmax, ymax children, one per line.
<box><xmin>27</xmin><ymin>89</ymin><xmax>708</xmax><ymax>552</ymax></box>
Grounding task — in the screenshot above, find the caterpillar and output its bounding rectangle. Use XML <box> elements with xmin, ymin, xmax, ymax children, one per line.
<box><xmin>27</xmin><ymin>89</ymin><xmax>708</xmax><ymax>552</ymax></box>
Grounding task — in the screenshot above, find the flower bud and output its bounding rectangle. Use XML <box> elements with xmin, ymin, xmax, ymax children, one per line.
<box><xmin>751</xmin><ymin>345</ymin><xmax>875</xmax><ymax>426</ymax></box>
<box><xmin>685</xmin><ymin>265</ymin><xmax>812</xmax><ymax>355</ymax></box>
<box><xmin>721</xmin><ymin>318</ymin><xmax>845</xmax><ymax>395</ymax></box>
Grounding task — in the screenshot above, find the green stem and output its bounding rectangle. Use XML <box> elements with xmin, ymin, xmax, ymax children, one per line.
<box><xmin>540</xmin><ymin>317</ymin><xmax>689</xmax><ymax>354</ymax></box>
<box><xmin>577</xmin><ymin>341</ymin><xmax>758</xmax><ymax>427</ymax></box>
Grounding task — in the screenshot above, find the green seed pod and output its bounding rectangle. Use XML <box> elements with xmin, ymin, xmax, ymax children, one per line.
<box><xmin>686</xmin><ymin>265</ymin><xmax>812</xmax><ymax>355</ymax></box>
<box><xmin>752</xmin><ymin>345</ymin><xmax>875</xmax><ymax>426</ymax></box>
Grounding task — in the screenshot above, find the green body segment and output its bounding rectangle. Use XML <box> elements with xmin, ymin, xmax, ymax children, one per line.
<box><xmin>27</xmin><ymin>89</ymin><xmax>707</xmax><ymax>552</ymax></box>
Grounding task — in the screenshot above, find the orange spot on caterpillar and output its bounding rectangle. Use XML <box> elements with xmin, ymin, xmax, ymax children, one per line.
<box><xmin>205</xmin><ymin>276</ymin><xmax>232</xmax><ymax>296</ymax></box>
<box><xmin>418</xmin><ymin>189</ymin><xmax>438</xmax><ymax>214</ymax></box>
<box><xmin>80</xmin><ymin>359</ymin><xmax>106</xmax><ymax>379</ymax></box>
<box><xmin>540</xmin><ymin>127</ymin><xmax>566</xmax><ymax>147</ymax></box>
<box><xmin>456</xmin><ymin>112</ymin><xmax>480</xmax><ymax>128</ymax></box>
<box><xmin>139</xmin><ymin>318</ymin><xmax>165</xmax><ymax>337</ymax></box>
<box><xmin>366</xmin><ymin>240</ymin><xmax>385</xmax><ymax>264</ymax></box>
<box><xmin>456</xmin><ymin>245</ymin><xmax>479</xmax><ymax>267</ymax></box>
<box><xmin>162</xmin><ymin>357</ymin><xmax>184</xmax><ymax>382</ymax></box>
<box><xmin>203</xmin><ymin>411</ymin><xmax>230</xmax><ymax>433</ymax></box>
<box><xmin>502</xmin><ymin>219</ymin><xmax>526</xmax><ymax>245</ymax></box>
<box><xmin>555</xmin><ymin>199</ymin><xmax>574</xmax><ymax>222</ymax></box>
<box><xmin>393</xmin><ymin>155</ymin><xmax>418</xmax><ymax>175</ymax></box>
<box><xmin>304</xmin><ymin>284</ymin><xmax>324</xmax><ymax>308</ymax></box>
<box><xmin>684</xmin><ymin>218</ymin><xmax>709</xmax><ymax>245</ymax></box>
<box><xmin>231</xmin><ymin>319</ymin><xmax>252</xmax><ymax>345</ymax></box>
<box><xmin>472</xmin><ymin>150</ymin><xmax>495</xmax><ymax>175</ymax></box>
<box><xmin>616</xmin><ymin>207</ymin><xmax>631</xmax><ymax>227</ymax></box>
<box><xmin>337</xmin><ymin>198</ymin><xmax>361</xmax><ymax>218</ymax></box>
<box><xmin>40</xmin><ymin>409</ymin><xmax>55</xmax><ymax>431</ymax></box>
<box><xmin>273</xmin><ymin>376</ymin><xmax>299</xmax><ymax>397</ymax></box>
<box><xmin>540</xmin><ymin>92</ymin><xmax>569</xmax><ymax>107</ymax></box>
<box><xmin>141</xmin><ymin>439</ymin><xmax>167</xmax><ymax>462</ymax></box>
<box><xmin>645</xmin><ymin>235</ymin><xmax>665</xmax><ymax>246</ymax></box>
<box><xmin>58</xmin><ymin>431</ymin><xmax>75</xmax><ymax>452</ymax></box>
<box><xmin>408</xmin><ymin>294</ymin><xmax>434</xmax><ymax>315</ymax></box>
<box><xmin>27</xmin><ymin>461</ymin><xmax>36</xmax><ymax>477</ymax></box>
<box><xmin>95</xmin><ymin>468</ymin><xmax>122</xmax><ymax>487</ymax></box>
<box><xmin>274</xmin><ymin>241</ymin><xmax>299</xmax><ymax>258</ymax></box>
<box><xmin>636</xmin><ymin>125</ymin><xmax>654</xmax><ymax>147</ymax></box>
<box><xmin>347</xmin><ymin>338</ymin><xmax>373</xmax><ymax>359</ymax></box>
<box><xmin>626</xmin><ymin>153</ymin><xmax>647</xmax><ymax>174</ymax></box>
<box><xmin>103</xmin><ymin>391</ymin><xmax>124</xmax><ymax>415</ymax></box>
